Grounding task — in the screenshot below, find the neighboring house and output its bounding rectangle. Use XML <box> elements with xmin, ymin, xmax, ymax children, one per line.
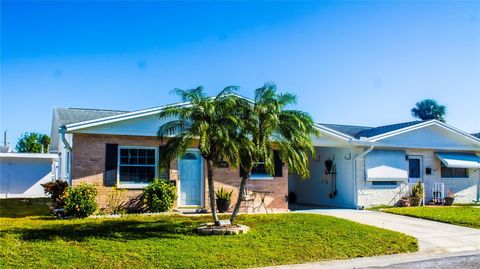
<box><xmin>290</xmin><ymin>121</ymin><xmax>480</xmax><ymax>208</ymax></box>
<box><xmin>50</xmin><ymin>102</ymin><xmax>480</xmax><ymax>210</ymax></box>
<box><xmin>0</xmin><ymin>152</ymin><xmax>58</xmax><ymax>198</ymax></box>
<box><xmin>0</xmin><ymin>145</ymin><xmax>13</xmax><ymax>153</ymax></box>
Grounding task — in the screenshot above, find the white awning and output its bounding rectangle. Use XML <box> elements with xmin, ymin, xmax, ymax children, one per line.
<box><xmin>435</xmin><ymin>152</ymin><xmax>480</xmax><ymax>169</ymax></box>
<box><xmin>366</xmin><ymin>150</ymin><xmax>408</xmax><ymax>181</ymax></box>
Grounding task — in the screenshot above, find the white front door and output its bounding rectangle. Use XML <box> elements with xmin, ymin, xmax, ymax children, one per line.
<box><xmin>179</xmin><ymin>150</ymin><xmax>203</xmax><ymax>206</ymax></box>
<box><xmin>408</xmin><ymin>156</ymin><xmax>423</xmax><ymax>183</ymax></box>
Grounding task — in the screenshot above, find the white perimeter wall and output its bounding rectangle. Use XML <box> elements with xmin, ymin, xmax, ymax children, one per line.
<box><xmin>0</xmin><ymin>157</ymin><xmax>54</xmax><ymax>198</ymax></box>
<box><xmin>289</xmin><ymin>147</ymin><xmax>355</xmax><ymax>208</ymax></box>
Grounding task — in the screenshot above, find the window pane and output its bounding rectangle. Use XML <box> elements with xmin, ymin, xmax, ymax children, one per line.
<box><xmin>146</xmin><ymin>167</ymin><xmax>155</xmax><ymax>181</ymax></box>
<box><xmin>453</xmin><ymin>168</ymin><xmax>467</xmax><ymax>178</ymax></box>
<box><xmin>372</xmin><ymin>181</ymin><xmax>397</xmax><ymax>186</ymax></box>
<box><xmin>182</xmin><ymin>153</ymin><xmax>197</xmax><ymax>160</ymax></box>
<box><xmin>251</xmin><ymin>162</ymin><xmax>267</xmax><ymax>175</ymax></box>
<box><xmin>441</xmin><ymin>167</ymin><xmax>453</xmax><ymax>178</ymax></box>
<box><xmin>120</xmin><ymin>156</ymin><xmax>129</xmax><ymax>165</ymax></box>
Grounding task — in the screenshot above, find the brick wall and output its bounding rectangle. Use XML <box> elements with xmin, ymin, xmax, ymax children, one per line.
<box><xmin>71</xmin><ymin>133</ymin><xmax>288</xmax><ymax>211</ymax></box>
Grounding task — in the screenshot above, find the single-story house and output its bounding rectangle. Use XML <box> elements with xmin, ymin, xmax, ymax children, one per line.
<box><xmin>49</xmin><ymin>101</ymin><xmax>480</xmax><ymax>211</ymax></box>
<box><xmin>0</xmin><ymin>151</ymin><xmax>58</xmax><ymax>198</ymax></box>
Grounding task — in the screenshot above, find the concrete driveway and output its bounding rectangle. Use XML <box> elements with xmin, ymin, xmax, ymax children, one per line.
<box><xmin>294</xmin><ymin>209</ymin><xmax>480</xmax><ymax>253</ymax></box>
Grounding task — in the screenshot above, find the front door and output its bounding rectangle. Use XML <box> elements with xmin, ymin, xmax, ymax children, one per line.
<box><xmin>179</xmin><ymin>150</ymin><xmax>203</xmax><ymax>206</ymax></box>
<box><xmin>408</xmin><ymin>156</ymin><xmax>422</xmax><ymax>183</ymax></box>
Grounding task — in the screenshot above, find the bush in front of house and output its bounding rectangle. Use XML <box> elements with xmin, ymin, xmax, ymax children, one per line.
<box><xmin>41</xmin><ymin>180</ymin><xmax>69</xmax><ymax>210</ymax></box>
<box><xmin>143</xmin><ymin>178</ymin><xmax>177</xmax><ymax>212</ymax></box>
<box><xmin>64</xmin><ymin>183</ymin><xmax>98</xmax><ymax>218</ymax></box>
<box><xmin>105</xmin><ymin>187</ymin><xmax>127</xmax><ymax>215</ymax></box>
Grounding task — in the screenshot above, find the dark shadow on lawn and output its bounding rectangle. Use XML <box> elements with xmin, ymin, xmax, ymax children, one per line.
<box><xmin>2</xmin><ymin>219</ymin><xmax>199</xmax><ymax>242</ymax></box>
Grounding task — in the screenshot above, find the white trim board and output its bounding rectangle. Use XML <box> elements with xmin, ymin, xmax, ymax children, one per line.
<box><xmin>0</xmin><ymin>153</ymin><xmax>58</xmax><ymax>159</ymax></box>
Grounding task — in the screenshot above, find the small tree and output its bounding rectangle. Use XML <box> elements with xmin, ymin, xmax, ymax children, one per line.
<box><xmin>230</xmin><ymin>83</ymin><xmax>319</xmax><ymax>224</ymax></box>
<box><xmin>157</xmin><ymin>86</ymin><xmax>244</xmax><ymax>225</ymax></box>
<box><xmin>16</xmin><ymin>132</ymin><xmax>50</xmax><ymax>153</ymax></box>
<box><xmin>411</xmin><ymin>99</ymin><xmax>446</xmax><ymax>122</ymax></box>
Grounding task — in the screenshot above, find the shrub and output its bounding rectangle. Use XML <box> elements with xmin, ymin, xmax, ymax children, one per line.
<box><xmin>41</xmin><ymin>180</ymin><xmax>69</xmax><ymax>209</ymax></box>
<box><xmin>64</xmin><ymin>183</ymin><xmax>98</xmax><ymax>218</ymax></box>
<box><xmin>105</xmin><ymin>187</ymin><xmax>127</xmax><ymax>215</ymax></box>
<box><xmin>411</xmin><ymin>181</ymin><xmax>424</xmax><ymax>198</ymax></box>
<box><xmin>215</xmin><ymin>187</ymin><xmax>233</xmax><ymax>201</ymax></box>
<box><xmin>143</xmin><ymin>178</ymin><xmax>177</xmax><ymax>212</ymax></box>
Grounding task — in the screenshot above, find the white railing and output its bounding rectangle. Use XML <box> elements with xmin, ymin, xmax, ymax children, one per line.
<box><xmin>432</xmin><ymin>183</ymin><xmax>445</xmax><ymax>205</ymax></box>
<box><xmin>389</xmin><ymin>183</ymin><xmax>425</xmax><ymax>206</ymax></box>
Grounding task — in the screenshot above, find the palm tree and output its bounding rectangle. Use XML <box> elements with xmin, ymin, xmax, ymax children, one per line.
<box><xmin>157</xmin><ymin>86</ymin><xmax>244</xmax><ymax>225</ymax></box>
<box><xmin>411</xmin><ymin>99</ymin><xmax>446</xmax><ymax>122</ymax></box>
<box><xmin>229</xmin><ymin>83</ymin><xmax>319</xmax><ymax>224</ymax></box>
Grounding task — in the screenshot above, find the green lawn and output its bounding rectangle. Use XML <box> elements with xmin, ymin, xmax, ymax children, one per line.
<box><xmin>0</xmin><ymin>198</ymin><xmax>51</xmax><ymax>218</ymax></box>
<box><xmin>0</xmin><ymin>211</ymin><xmax>418</xmax><ymax>268</ymax></box>
<box><xmin>380</xmin><ymin>206</ymin><xmax>480</xmax><ymax>229</ymax></box>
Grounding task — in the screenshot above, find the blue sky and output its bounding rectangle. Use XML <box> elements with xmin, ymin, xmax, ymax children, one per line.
<box><xmin>1</xmin><ymin>1</ymin><xmax>479</xmax><ymax>147</ymax></box>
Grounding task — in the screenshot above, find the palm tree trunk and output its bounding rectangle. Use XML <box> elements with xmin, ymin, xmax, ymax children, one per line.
<box><xmin>206</xmin><ymin>160</ymin><xmax>220</xmax><ymax>225</ymax></box>
<box><xmin>230</xmin><ymin>175</ymin><xmax>248</xmax><ymax>224</ymax></box>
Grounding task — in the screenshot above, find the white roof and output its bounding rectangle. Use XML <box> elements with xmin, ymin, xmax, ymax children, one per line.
<box><xmin>435</xmin><ymin>152</ymin><xmax>480</xmax><ymax>169</ymax></box>
<box><xmin>0</xmin><ymin>153</ymin><xmax>58</xmax><ymax>159</ymax></box>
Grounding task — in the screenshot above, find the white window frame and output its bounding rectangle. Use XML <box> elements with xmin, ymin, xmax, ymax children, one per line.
<box><xmin>249</xmin><ymin>161</ymin><xmax>274</xmax><ymax>180</ymax></box>
<box><xmin>117</xmin><ymin>146</ymin><xmax>158</xmax><ymax>189</ymax></box>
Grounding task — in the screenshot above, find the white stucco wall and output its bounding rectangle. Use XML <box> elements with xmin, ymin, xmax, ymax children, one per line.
<box><xmin>289</xmin><ymin>147</ymin><xmax>355</xmax><ymax>208</ymax></box>
<box><xmin>0</xmin><ymin>156</ymin><xmax>56</xmax><ymax>198</ymax></box>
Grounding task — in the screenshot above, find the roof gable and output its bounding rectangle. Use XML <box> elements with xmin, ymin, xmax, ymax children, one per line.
<box><xmin>373</xmin><ymin>121</ymin><xmax>480</xmax><ymax>150</ymax></box>
<box><xmin>50</xmin><ymin>108</ymin><xmax>129</xmax><ymax>152</ymax></box>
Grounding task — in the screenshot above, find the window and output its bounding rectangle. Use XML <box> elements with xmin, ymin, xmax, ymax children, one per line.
<box><xmin>250</xmin><ymin>161</ymin><xmax>273</xmax><ymax>180</ymax></box>
<box><xmin>246</xmin><ymin>151</ymin><xmax>282</xmax><ymax>180</ymax></box>
<box><xmin>441</xmin><ymin>167</ymin><xmax>468</xmax><ymax>178</ymax></box>
<box><xmin>118</xmin><ymin>147</ymin><xmax>157</xmax><ymax>186</ymax></box>
<box><xmin>372</xmin><ymin>181</ymin><xmax>398</xmax><ymax>187</ymax></box>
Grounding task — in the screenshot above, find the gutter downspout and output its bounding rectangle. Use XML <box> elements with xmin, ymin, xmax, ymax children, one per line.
<box><xmin>59</xmin><ymin>126</ymin><xmax>72</xmax><ymax>185</ymax></box>
<box><xmin>351</xmin><ymin>141</ymin><xmax>374</xmax><ymax>209</ymax></box>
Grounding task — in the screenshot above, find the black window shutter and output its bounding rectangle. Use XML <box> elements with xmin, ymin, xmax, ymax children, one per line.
<box><xmin>274</xmin><ymin>150</ymin><xmax>283</xmax><ymax>177</ymax></box>
<box><xmin>104</xmin><ymin>143</ymin><xmax>118</xmax><ymax>187</ymax></box>
<box><xmin>159</xmin><ymin>146</ymin><xmax>170</xmax><ymax>179</ymax></box>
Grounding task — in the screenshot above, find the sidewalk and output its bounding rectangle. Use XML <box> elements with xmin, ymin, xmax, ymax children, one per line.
<box><xmin>260</xmin><ymin>250</ymin><xmax>480</xmax><ymax>269</ymax></box>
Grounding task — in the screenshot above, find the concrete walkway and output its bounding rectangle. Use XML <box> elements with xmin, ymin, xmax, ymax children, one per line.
<box><xmin>294</xmin><ymin>209</ymin><xmax>480</xmax><ymax>253</ymax></box>
<box><xmin>261</xmin><ymin>250</ymin><xmax>480</xmax><ymax>269</ymax></box>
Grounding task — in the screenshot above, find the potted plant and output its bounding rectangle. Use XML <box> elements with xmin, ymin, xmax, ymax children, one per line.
<box><xmin>215</xmin><ymin>187</ymin><xmax>233</xmax><ymax>213</ymax></box>
<box><xmin>444</xmin><ymin>191</ymin><xmax>455</xmax><ymax>206</ymax></box>
<box><xmin>398</xmin><ymin>197</ymin><xmax>410</xmax><ymax>207</ymax></box>
<box><xmin>408</xmin><ymin>181</ymin><xmax>424</xmax><ymax>206</ymax></box>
